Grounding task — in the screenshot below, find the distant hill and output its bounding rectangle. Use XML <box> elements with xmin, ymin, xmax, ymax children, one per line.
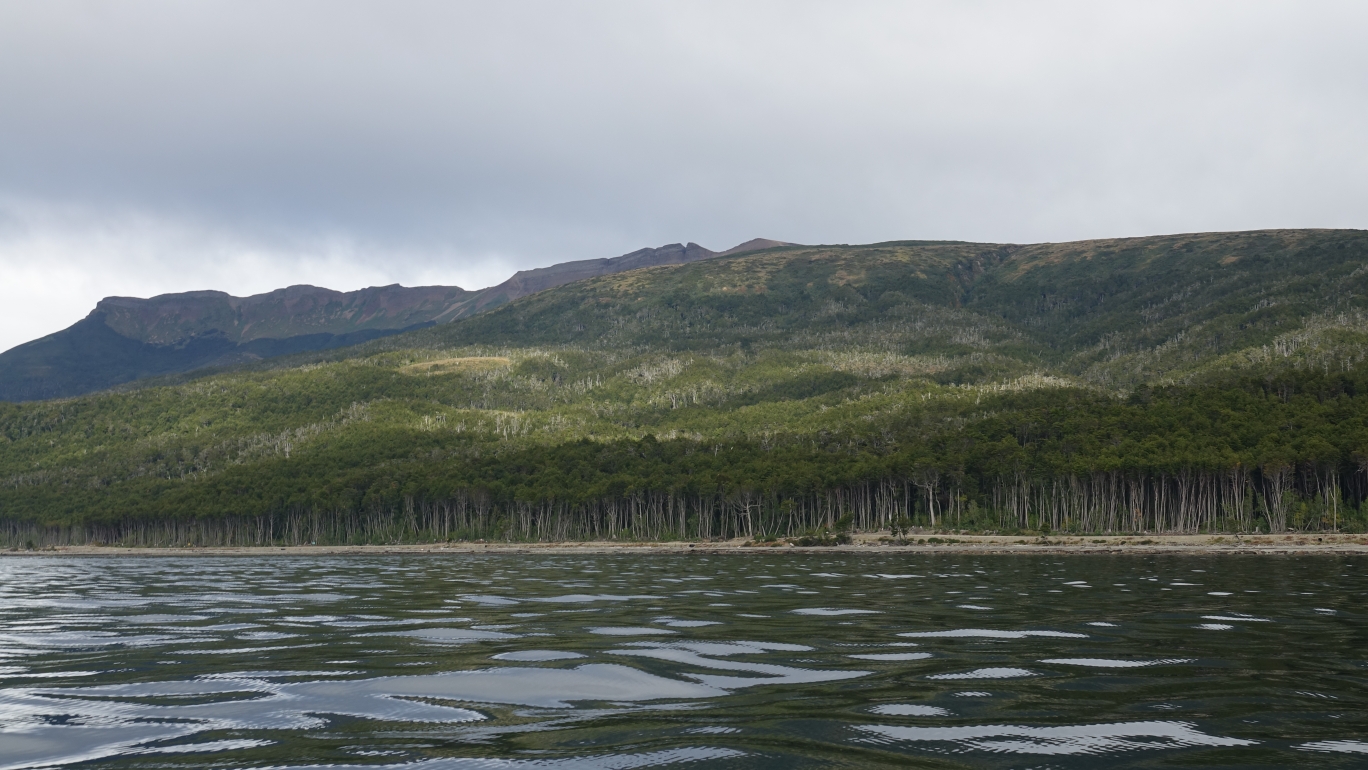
<box><xmin>0</xmin><ymin>284</ymin><xmax>469</xmax><ymax>403</ymax></box>
<box><xmin>0</xmin><ymin>238</ymin><xmax>787</xmax><ymax>402</ymax></box>
<box><xmin>6</xmin><ymin>228</ymin><xmax>1368</xmax><ymax>547</ymax></box>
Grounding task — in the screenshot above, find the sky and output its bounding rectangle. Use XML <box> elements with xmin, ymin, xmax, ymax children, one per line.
<box><xmin>2</xmin><ymin>1</ymin><xmax>1367</xmax><ymax>353</ymax></box>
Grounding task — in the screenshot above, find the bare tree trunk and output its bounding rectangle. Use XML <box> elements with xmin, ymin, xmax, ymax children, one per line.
<box><xmin>1261</xmin><ymin>464</ymin><xmax>1291</xmax><ymax>532</ymax></box>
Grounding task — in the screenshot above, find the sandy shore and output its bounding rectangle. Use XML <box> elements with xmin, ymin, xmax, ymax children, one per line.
<box><xmin>6</xmin><ymin>532</ymin><xmax>1368</xmax><ymax>557</ymax></box>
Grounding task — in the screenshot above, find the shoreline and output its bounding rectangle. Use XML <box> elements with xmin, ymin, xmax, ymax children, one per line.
<box><xmin>6</xmin><ymin>533</ymin><xmax>1368</xmax><ymax>557</ymax></box>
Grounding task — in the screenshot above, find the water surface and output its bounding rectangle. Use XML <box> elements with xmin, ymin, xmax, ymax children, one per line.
<box><xmin>1</xmin><ymin>553</ymin><xmax>1365</xmax><ymax>768</ymax></box>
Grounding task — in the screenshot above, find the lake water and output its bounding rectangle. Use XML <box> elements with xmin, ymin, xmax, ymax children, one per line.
<box><xmin>1</xmin><ymin>552</ymin><xmax>1365</xmax><ymax>768</ymax></box>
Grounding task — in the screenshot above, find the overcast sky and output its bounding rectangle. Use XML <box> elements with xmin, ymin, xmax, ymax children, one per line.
<box><xmin>2</xmin><ymin>1</ymin><xmax>1366</xmax><ymax>352</ymax></box>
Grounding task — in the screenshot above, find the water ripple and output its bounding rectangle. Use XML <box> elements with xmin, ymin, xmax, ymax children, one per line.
<box><xmin>859</xmin><ymin>720</ymin><xmax>1256</xmax><ymax>755</ymax></box>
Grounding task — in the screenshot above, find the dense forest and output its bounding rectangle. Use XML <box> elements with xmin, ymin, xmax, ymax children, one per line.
<box><xmin>4</xmin><ymin>229</ymin><xmax>1368</xmax><ymax>546</ymax></box>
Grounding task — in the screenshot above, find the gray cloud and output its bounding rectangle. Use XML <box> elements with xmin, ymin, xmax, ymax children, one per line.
<box><xmin>1</xmin><ymin>1</ymin><xmax>1366</xmax><ymax>350</ymax></box>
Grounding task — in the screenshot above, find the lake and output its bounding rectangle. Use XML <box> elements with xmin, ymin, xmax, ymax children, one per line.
<box><xmin>1</xmin><ymin>552</ymin><xmax>1365</xmax><ymax>768</ymax></box>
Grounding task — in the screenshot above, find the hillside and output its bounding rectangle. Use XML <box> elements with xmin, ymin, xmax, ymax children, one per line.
<box><xmin>3</xmin><ymin>229</ymin><xmax>1368</xmax><ymax>547</ymax></box>
<box><xmin>413</xmin><ymin>229</ymin><xmax>1368</xmax><ymax>389</ymax></box>
<box><xmin>0</xmin><ymin>285</ymin><xmax>468</xmax><ymax>403</ymax></box>
<box><xmin>435</xmin><ymin>239</ymin><xmax>789</xmax><ymax>322</ymax></box>
<box><xmin>0</xmin><ymin>239</ymin><xmax>782</xmax><ymax>402</ymax></box>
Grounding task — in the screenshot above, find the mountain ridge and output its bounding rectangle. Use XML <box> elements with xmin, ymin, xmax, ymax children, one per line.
<box><xmin>0</xmin><ymin>237</ymin><xmax>789</xmax><ymax>402</ymax></box>
<box><xmin>95</xmin><ymin>283</ymin><xmax>474</xmax><ymax>345</ymax></box>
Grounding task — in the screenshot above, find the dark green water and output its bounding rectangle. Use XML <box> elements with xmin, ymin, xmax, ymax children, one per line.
<box><xmin>1</xmin><ymin>553</ymin><xmax>1365</xmax><ymax>768</ymax></box>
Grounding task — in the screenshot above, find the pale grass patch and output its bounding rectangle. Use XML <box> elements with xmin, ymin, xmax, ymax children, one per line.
<box><xmin>399</xmin><ymin>357</ymin><xmax>511</xmax><ymax>375</ymax></box>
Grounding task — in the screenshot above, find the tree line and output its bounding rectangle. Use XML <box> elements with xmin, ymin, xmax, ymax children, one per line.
<box><xmin>4</xmin><ymin>366</ymin><xmax>1368</xmax><ymax>547</ymax></box>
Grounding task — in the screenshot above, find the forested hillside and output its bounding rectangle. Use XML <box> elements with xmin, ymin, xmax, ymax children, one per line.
<box><xmin>4</xmin><ymin>229</ymin><xmax>1368</xmax><ymax>546</ymax></box>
